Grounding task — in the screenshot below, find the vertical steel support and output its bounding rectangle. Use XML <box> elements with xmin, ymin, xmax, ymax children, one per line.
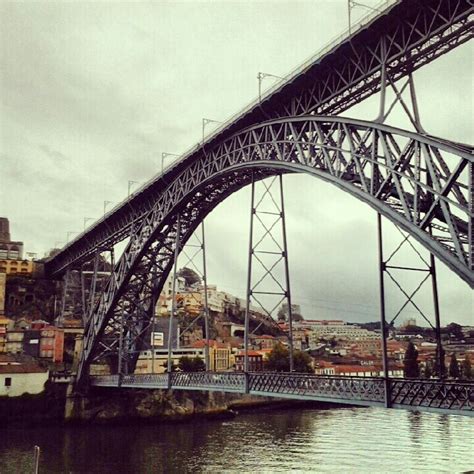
<box><xmin>377</xmin><ymin>213</ymin><xmax>391</xmax><ymax>408</ymax></box>
<box><xmin>430</xmin><ymin>251</ymin><xmax>443</xmax><ymax>379</ymax></box>
<box><xmin>347</xmin><ymin>0</ymin><xmax>352</xmax><ymax>35</ymax></box>
<box><xmin>201</xmin><ymin>222</ymin><xmax>211</xmax><ymax>371</ymax></box>
<box><xmin>244</xmin><ymin>173</ymin><xmax>255</xmax><ymax>390</ymax></box>
<box><xmin>167</xmin><ymin>214</ymin><xmax>181</xmax><ymax>383</ymax></box>
<box><xmin>279</xmin><ymin>174</ymin><xmax>294</xmax><ymax>372</ymax></box>
<box><xmin>59</xmin><ymin>269</ymin><xmax>70</xmax><ymax>327</ymax></box>
<box><xmin>87</xmin><ymin>252</ymin><xmax>100</xmax><ymax>320</ymax></box>
<box><xmin>117</xmin><ymin>307</ymin><xmax>125</xmax><ymax>385</ymax></box>
<box><xmin>80</xmin><ymin>267</ymin><xmax>87</xmax><ymax>323</ymax></box>
<box><xmin>408</xmin><ymin>74</ymin><xmax>424</xmax><ymax>133</ymax></box>
<box><xmin>469</xmin><ymin>162</ymin><xmax>473</xmax><ymax>275</ymax></box>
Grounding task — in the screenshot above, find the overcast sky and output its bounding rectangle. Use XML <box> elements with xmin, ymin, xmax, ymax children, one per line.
<box><xmin>1</xmin><ymin>1</ymin><xmax>472</xmax><ymax>326</ymax></box>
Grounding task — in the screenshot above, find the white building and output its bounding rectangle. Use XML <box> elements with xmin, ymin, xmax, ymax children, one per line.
<box><xmin>298</xmin><ymin>320</ymin><xmax>380</xmax><ymax>342</ymax></box>
<box><xmin>135</xmin><ymin>347</ymin><xmax>205</xmax><ymax>374</ymax></box>
<box><xmin>0</xmin><ymin>363</ymin><xmax>48</xmax><ymax>397</ymax></box>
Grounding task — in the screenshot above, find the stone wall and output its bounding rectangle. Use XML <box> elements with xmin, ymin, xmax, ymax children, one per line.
<box><xmin>65</xmin><ymin>386</ymin><xmax>289</xmax><ymax>424</ymax></box>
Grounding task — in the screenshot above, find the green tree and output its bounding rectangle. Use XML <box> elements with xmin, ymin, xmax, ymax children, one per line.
<box><xmin>433</xmin><ymin>345</ymin><xmax>447</xmax><ymax>378</ymax></box>
<box><xmin>293</xmin><ymin>350</ymin><xmax>313</xmax><ymax>373</ymax></box>
<box><xmin>267</xmin><ymin>344</ymin><xmax>313</xmax><ymax>373</ymax></box>
<box><xmin>403</xmin><ymin>342</ymin><xmax>420</xmax><ymax>378</ymax></box>
<box><xmin>178</xmin><ymin>356</ymin><xmax>205</xmax><ymax>372</ymax></box>
<box><xmin>423</xmin><ymin>359</ymin><xmax>434</xmax><ymax>379</ymax></box>
<box><xmin>449</xmin><ymin>353</ymin><xmax>460</xmax><ymax>379</ymax></box>
<box><xmin>177</xmin><ymin>267</ymin><xmax>201</xmax><ymax>287</ymax></box>
<box><xmin>461</xmin><ymin>354</ymin><xmax>472</xmax><ymax>379</ymax></box>
<box><xmin>267</xmin><ymin>344</ymin><xmax>290</xmax><ymax>372</ymax></box>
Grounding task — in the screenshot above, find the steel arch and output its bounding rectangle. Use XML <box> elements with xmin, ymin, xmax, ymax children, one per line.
<box><xmin>77</xmin><ymin>116</ymin><xmax>472</xmax><ymax>382</ymax></box>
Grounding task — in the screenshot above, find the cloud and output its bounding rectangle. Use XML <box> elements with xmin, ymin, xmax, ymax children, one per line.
<box><xmin>1</xmin><ymin>1</ymin><xmax>472</xmax><ymax>325</ymax></box>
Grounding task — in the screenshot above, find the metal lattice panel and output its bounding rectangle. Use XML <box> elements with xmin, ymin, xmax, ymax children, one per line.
<box><xmin>390</xmin><ymin>379</ymin><xmax>474</xmax><ymax>411</ymax></box>
<box><xmin>171</xmin><ymin>372</ymin><xmax>246</xmax><ymax>392</ymax></box>
<box><xmin>76</xmin><ymin>116</ymin><xmax>472</xmax><ymax>382</ymax></box>
<box><xmin>248</xmin><ymin>373</ymin><xmax>386</xmax><ymax>403</ymax></box>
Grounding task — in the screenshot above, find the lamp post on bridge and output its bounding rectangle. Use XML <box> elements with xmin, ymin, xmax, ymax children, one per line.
<box><xmin>257</xmin><ymin>72</ymin><xmax>283</xmax><ymax>102</ymax></box>
<box><xmin>83</xmin><ymin>217</ymin><xmax>95</xmax><ymax>231</ymax></box>
<box><xmin>347</xmin><ymin>0</ymin><xmax>383</xmax><ymax>35</ymax></box>
<box><xmin>202</xmin><ymin>118</ymin><xmax>222</xmax><ymax>143</ymax></box>
<box><xmin>66</xmin><ymin>231</ymin><xmax>80</xmax><ymax>243</ymax></box>
<box><xmin>103</xmin><ymin>200</ymin><xmax>114</xmax><ymax>215</ymax></box>
<box><xmin>128</xmin><ymin>180</ymin><xmax>139</xmax><ymax>197</ymax></box>
<box><xmin>161</xmin><ymin>152</ymin><xmax>180</xmax><ymax>173</ymax></box>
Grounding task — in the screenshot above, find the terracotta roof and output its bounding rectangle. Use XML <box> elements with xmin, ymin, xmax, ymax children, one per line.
<box><xmin>0</xmin><ymin>363</ymin><xmax>47</xmax><ymax>374</ymax></box>
<box><xmin>192</xmin><ymin>339</ymin><xmax>229</xmax><ymax>349</ymax></box>
<box><xmin>236</xmin><ymin>350</ymin><xmax>263</xmax><ymax>357</ymax></box>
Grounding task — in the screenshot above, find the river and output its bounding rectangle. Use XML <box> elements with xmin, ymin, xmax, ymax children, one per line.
<box><xmin>1</xmin><ymin>406</ymin><xmax>473</xmax><ymax>473</ymax></box>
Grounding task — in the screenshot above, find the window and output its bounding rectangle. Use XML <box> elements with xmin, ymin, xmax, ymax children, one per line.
<box><xmin>5</xmin><ymin>377</ymin><xmax>11</xmax><ymax>387</ymax></box>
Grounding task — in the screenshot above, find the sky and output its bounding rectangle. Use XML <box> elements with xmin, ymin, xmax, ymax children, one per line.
<box><xmin>1</xmin><ymin>0</ymin><xmax>472</xmax><ymax>326</ymax></box>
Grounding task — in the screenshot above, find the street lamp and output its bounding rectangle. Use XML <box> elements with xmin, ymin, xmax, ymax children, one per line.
<box><xmin>347</xmin><ymin>0</ymin><xmax>382</xmax><ymax>34</ymax></box>
<box><xmin>202</xmin><ymin>118</ymin><xmax>222</xmax><ymax>142</ymax></box>
<box><xmin>83</xmin><ymin>217</ymin><xmax>95</xmax><ymax>230</ymax></box>
<box><xmin>66</xmin><ymin>231</ymin><xmax>80</xmax><ymax>243</ymax></box>
<box><xmin>257</xmin><ymin>72</ymin><xmax>283</xmax><ymax>102</ymax></box>
<box><xmin>128</xmin><ymin>180</ymin><xmax>139</xmax><ymax>197</ymax></box>
<box><xmin>161</xmin><ymin>152</ymin><xmax>180</xmax><ymax>172</ymax></box>
<box><xmin>103</xmin><ymin>200</ymin><xmax>114</xmax><ymax>215</ymax></box>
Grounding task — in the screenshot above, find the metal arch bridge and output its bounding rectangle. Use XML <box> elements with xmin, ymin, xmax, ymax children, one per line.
<box><xmin>89</xmin><ymin>372</ymin><xmax>474</xmax><ymax>417</ymax></box>
<box><xmin>44</xmin><ymin>0</ymin><xmax>473</xmax><ymax>392</ymax></box>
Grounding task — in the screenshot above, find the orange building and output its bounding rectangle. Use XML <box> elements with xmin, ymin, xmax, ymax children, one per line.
<box><xmin>191</xmin><ymin>339</ymin><xmax>231</xmax><ymax>371</ymax></box>
<box><xmin>234</xmin><ymin>350</ymin><xmax>264</xmax><ymax>371</ymax></box>
<box><xmin>39</xmin><ymin>326</ymin><xmax>64</xmax><ymax>363</ymax></box>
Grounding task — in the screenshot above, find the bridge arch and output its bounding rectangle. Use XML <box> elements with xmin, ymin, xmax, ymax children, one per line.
<box><xmin>77</xmin><ymin>116</ymin><xmax>472</xmax><ymax>381</ymax></box>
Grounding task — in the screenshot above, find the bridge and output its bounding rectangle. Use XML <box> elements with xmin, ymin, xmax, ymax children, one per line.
<box><xmin>46</xmin><ymin>0</ymin><xmax>473</xmax><ymax>417</ymax></box>
<box><xmin>89</xmin><ymin>372</ymin><xmax>474</xmax><ymax>417</ymax></box>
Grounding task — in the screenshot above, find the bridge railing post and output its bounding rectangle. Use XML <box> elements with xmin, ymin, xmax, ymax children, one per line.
<box><xmin>244</xmin><ymin>372</ymin><xmax>250</xmax><ymax>394</ymax></box>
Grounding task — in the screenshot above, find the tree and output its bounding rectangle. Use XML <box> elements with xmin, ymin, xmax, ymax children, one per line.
<box><xmin>449</xmin><ymin>353</ymin><xmax>460</xmax><ymax>379</ymax></box>
<box><xmin>461</xmin><ymin>354</ymin><xmax>472</xmax><ymax>379</ymax></box>
<box><xmin>445</xmin><ymin>322</ymin><xmax>464</xmax><ymax>340</ymax></box>
<box><xmin>423</xmin><ymin>359</ymin><xmax>433</xmax><ymax>379</ymax></box>
<box><xmin>178</xmin><ymin>356</ymin><xmax>205</xmax><ymax>372</ymax></box>
<box><xmin>177</xmin><ymin>267</ymin><xmax>201</xmax><ymax>287</ymax></box>
<box><xmin>267</xmin><ymin>343</ymin><xmax>313</xmax><ymax>373</ymax></box>
<box><xmin>433</xmin><ymin>345</ymin><xmax>447</xmax><ymax>378</ymax></box>
<box><xmin>293</xmin><ymin>350</ymin><xmax>313</xmax><ymax>373</ymax></box>
<box><xmin>267</xmin><ymin>343</ymin><xmax>290</xmax><ymax>372</ymax></box>
<box><xmin>403</xmin><ymin>342</ymin><xmax>420</xmax><ymax>378</ymax></box>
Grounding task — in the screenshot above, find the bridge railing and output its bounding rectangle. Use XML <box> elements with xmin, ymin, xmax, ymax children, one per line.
<box><xmin>390</xmin><ymin>379</ymin><xmax>474</xmax><ymax>412</ymax></box>
<box><xmin>171</xmin><ymin>371</ymin><xmax>246</xmax><ymax>393</ymax></box>
<box><xmin>88</xmin><ymin>373</ymin><xmax>474</xmax><ymax>414</ymax></box>
<box><xmin>248</xmin><ymin>372</ymin><xmax>386</xmax><ymax>403</ymax></box>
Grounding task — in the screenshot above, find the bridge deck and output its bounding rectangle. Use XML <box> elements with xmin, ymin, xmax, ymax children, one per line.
<box><xmin>89</xmin><ymin>372</ymin><xmax>474</xmax><ymax>417</ymax></box>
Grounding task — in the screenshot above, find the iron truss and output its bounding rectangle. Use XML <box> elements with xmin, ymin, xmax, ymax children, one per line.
<box><xmin>76</xmin><ymin>116</ymin><xmax>472</xmax><ymax>382</ymax></box>
<box><xmin>89</xmin><ymin>373</ymin><xmax>474</xmax><ymax>416</ymax></box>
<box><xmin>45</xmin><ymin>0</ymin><xmax>473</xmax><ymax>277</ymax></box>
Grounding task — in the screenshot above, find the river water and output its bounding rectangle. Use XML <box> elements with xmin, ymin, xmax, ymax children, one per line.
<box><xmin>1</xmin><ymin>406</ymin><xmax>473</xmax><ymax>473</ymax></box>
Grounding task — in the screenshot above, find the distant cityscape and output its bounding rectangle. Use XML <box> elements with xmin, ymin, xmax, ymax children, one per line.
<box><xmin>1</xmin><ymin>216</ymin><xmax>473</xmax><ymax>397</ymax></box>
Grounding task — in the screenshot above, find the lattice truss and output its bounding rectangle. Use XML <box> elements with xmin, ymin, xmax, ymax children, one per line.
<box><xmin>46</xmin><ymin>0</ymin><xmax>473</xmax><ymax>279</ymax></box>
<box><xmin>171</xmin><ymin>224</ymin><xmax>211</xmax><ymax>348</ymax></box>
<box><xmin>212</xmin><ymin>117</ymin><xmax>473</xmax><ymax>282</ymax></box>
<box><xmin>247</xmin><ymin>176</ymin><xmax>291</xmax><ymax>333</ymax></box>
<box><xmin>280</xmin><ymin>0</ymin><xmax>473</xmax><ymax>117</ymax></box>
<box><xmin>77</xmin><ymin>116</ymin><xmax>472</xmax><ymax>381</ymax></box>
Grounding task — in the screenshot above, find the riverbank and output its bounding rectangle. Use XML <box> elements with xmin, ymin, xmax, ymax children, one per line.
<box><xmin>0</xmin><ymin>383</ymin><xmax>332</xmax><ymax>427</ymax></box>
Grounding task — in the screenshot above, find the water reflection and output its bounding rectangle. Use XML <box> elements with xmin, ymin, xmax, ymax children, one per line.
<box><xmin>1</xmin><ymin>407</ymin><xmax>473</xmax><ymax>473</ymax></box>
